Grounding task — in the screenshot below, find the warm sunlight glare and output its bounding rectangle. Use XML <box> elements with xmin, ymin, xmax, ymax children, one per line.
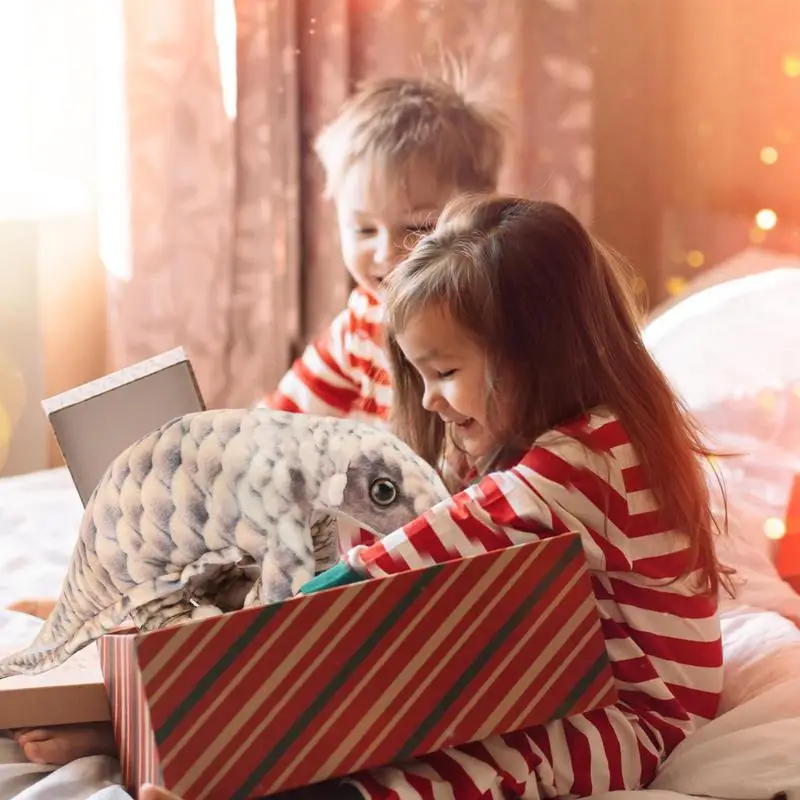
<box><xmin>0</xmin><ymin>0</ymin><xmax>94</xmax><ymax>219</ymax></box>
<box><xmin>95</xmin><ymin>0</ymin><xmax>132</xmax><ymax>282</ymax></box>
<box><xmin>215</xmin><ymin>0</ymin><xmax>238</xmax><ymax>119</ymax></box>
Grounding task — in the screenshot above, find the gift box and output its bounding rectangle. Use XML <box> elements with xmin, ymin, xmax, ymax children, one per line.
<box><xmin>98</xmin><ymin>532</ymin><xmax>618</xmax><ymax>799</ymax></box>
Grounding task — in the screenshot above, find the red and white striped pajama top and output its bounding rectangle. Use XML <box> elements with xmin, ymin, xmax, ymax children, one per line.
<box><xmin>263</xmin><ymin>287</ymin><xmax>391</xmax><ymax>428</ymax></box>
<box><xmin>333</xmin><ymin>409</ymin><xmax>723</xmax><ymax>800</ymax></box>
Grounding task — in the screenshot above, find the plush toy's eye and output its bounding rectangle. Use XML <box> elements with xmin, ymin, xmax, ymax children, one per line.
<box><xmin>369</xmin><ymin>478</ymin><xmax>398</xmax><ymax>506</ymax></box>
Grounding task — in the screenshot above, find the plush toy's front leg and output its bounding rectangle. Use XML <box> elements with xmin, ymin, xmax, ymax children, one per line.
<box><xmin>129</xmin><ymin>596</ymin><xmax>221</xmax><ymax>632</ymax></box>
<box><xmin>258</xmin><ymin>548</ymin><xmax>314</xmax><ymax>605</ymax></box>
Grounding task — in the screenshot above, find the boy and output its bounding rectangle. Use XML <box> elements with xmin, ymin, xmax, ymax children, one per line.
<box><xmin>9</xmin><ymin>73</ymin><xmax>507</xmax><ymax>770</ymax></box>
<box><xmin>262</xmin><ymin>74</ymin><xmax>507</xmax><ymax>426</ymax></box>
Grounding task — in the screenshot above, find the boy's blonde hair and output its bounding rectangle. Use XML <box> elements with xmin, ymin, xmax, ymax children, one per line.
<box><xmin>314</xmin><ymin>75</ymin><xmax>507</xmax><ymax>197</ymax></box>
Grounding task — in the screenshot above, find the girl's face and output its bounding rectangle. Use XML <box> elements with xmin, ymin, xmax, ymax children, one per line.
<box><xmin>395</xmin><ymin>305</ymin><xmax>499</xmax><ymax>460</ymax></box>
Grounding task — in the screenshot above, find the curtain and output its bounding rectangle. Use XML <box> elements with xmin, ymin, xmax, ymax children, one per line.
<box><xmin>104</xmin><ymin>0</ymin><xmax>592</xmax><ymax>408</ymax></box>
<box><xmin>104</xmin><ymin>0</ymin><xmax>301</xmax><ymax>408</ymax></box>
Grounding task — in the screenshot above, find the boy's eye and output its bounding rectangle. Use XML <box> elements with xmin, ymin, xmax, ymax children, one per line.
<box><xmin>406</xmin><ymin>224</ymin><xmax>434</xmax><ymax>235</ymax></box>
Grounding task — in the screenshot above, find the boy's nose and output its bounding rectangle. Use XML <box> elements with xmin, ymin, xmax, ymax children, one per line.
<box><xmin>373</xmin><ymin>231</ymin><xmax>405</xmax><ymax>269</ymax></box>
<box><xmin>373</xmin><ymin>230</ymin><xmax>391</xmax><ymax>264</ymax></box>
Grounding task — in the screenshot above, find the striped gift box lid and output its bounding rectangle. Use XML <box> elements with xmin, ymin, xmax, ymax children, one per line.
<box><xmin>99</xmin><ymin>533</ymin><xmax>617</xmax><ymax>799</ymax></box>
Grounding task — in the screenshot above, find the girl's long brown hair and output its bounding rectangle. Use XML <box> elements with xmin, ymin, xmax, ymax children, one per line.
<box><xmin>383</xmin><ymin>194</ymin><xmax>731</xmax><ymax>598</ymax></box>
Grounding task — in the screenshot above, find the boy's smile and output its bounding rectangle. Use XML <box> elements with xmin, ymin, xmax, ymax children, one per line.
<box><xmin>334</xmin><ymin>161</ymin><xmax>459</xmax><ymax>299</ymax></box>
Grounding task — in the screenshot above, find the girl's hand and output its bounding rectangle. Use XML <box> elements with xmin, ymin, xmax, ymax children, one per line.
<box><xmin>140</xmin><ymin>786</ymin><xmax>182</xmax><ymax>800</ymax></box>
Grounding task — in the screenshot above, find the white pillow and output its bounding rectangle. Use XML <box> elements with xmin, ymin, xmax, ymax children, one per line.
<box><xmin>714</xmin><ymin>497</ymin><xmax>800</xmax><ymax>624</ymax></box>
<box><xmin>719</xmin><ymin>605</ymin><xmax>800</xmax><ymax>712</ymax></box>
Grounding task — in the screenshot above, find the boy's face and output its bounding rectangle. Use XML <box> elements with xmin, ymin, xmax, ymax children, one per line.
<box><xmin>333</xmin><ymin>161</ymin><xmax>459</xmax><ymax>300</ymax></box>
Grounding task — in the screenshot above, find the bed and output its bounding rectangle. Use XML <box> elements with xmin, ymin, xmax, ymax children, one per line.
<box><xmin>1</xmin><ymin>267</ymin><xmax>800</xmax><ymax>800</ymax></box>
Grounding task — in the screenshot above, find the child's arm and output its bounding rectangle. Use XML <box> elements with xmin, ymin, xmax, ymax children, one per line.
<box><xmin>261</xmin><ymin>298</ymin><xmax>373</xmax><ymax>419</ymax></box>
<box><xmin>300</xmin><ymin>465</ymin><xmax>563</xmax><ymax>594</ymax></box>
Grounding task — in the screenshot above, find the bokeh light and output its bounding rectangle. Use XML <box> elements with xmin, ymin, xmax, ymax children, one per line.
<box><xmin>0</xmin><ymin>401</ymin><xmax>10</xmax><ymax>473</ymax></box>
<box><xmin>686</xmin><ymin>250</ymin><xmax>705</xmax><ymax>269</ymax></box>
<box><xmin>755</xmin><ymin>208</ymin><xmax>778</xmax><ymax>231</ymax></box>
<box><xmin>782</xmin><ymin>54</ymin><xmax>800</xmax><ymax>78</ymax></box>
<box><xmin>757</xmin><ymin>389</ymin><xmax>776</xmax><ymax>411</ymax></box>
<box><xmin>666</xmin><ymin>276</ymin><xmax>687</xmax><ymax>296</ymax></box>
<box><xmin>760</xmin><ymin>146</ymin><xmax>779</xmax><ymax>165</ymax></box>
<box><xmin>0</xmin><ymin>351</ymin><xmax>27</xmax><ymax>474</ymax></box>
<box><xmin>764</xmin><ymin>517</ymin><xmax>787</xmax><ymax>540</ymax></box>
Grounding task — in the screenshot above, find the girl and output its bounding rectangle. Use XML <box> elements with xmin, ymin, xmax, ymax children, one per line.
<box><xmin>297</xmin><ymin>193</ymin><xmax>731</xmax><ymax>799</ymax></box>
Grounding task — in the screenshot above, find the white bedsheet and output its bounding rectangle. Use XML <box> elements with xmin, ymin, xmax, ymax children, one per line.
<box><xmin>0</xmin><ymin>467</ymin><xmax>83</xmax><ymax>608</ymax></box>
<box><xmin>1</xmin><ymin>469</ymin><xmax>799</xmax><ymax>800</ymax></box>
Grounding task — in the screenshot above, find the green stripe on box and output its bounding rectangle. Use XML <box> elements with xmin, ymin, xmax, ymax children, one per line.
<box><xmin>231</xmin><ymin>565</ymin><xmax>445</xmax><ymax>800</ymax></box>
<box><xmin>395</xmin><ymin>535</ymin><xmax>583</xmax><ymax>760</ymax></box>
<box><xmin>154</xmin><ymin>603</ymin><xmax>285</xmax><ymax>746</ymax></box>
<box><xmin>548</xmin><ymin>652</ymin><xmax>610</xmax><ymax>722</ymax></box>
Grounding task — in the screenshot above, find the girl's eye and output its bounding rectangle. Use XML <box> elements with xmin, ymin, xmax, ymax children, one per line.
<box><xmin>354</xmin><ymin>226</ymin><xmax>377</xmax><ymax>236</ymax></box>
<box><xmin>437</xmin><ymin>369</ymin><xmax>456</xmax><ymax>379</ymax></box>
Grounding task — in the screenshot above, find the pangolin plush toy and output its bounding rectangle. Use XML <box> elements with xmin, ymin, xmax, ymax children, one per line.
<box><xmin>0</xmin><ymin>408</ymin><xmax>450</xmax><ymax>677</ymax></box>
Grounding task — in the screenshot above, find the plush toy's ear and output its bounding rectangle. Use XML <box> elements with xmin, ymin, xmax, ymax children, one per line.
<box><xmin>308</xmin><ymin>508</ymin><xmax>381</xmax><ymax>573</ymax></box>
<box><xmin>317</xmin><ymin>472</ymin><xmax>347</xmax><ymax>507</ymax></box>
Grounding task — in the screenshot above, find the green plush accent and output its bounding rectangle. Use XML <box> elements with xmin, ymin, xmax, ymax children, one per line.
<box><xmin>299</xmin><ymin>562</ymin><xmax>366</xmax><ymax>594</ymax></box>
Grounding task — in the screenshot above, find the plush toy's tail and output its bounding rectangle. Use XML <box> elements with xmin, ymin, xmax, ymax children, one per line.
<box><xmin>0</xmin><ymin>526</ymin><xmax>131</xmax><ymax>678</ymax></box>
<box><xmin>0</xmin><ymin>574</ymin><xmax>185</xmax><ymax>678</ymax></box>
<box><xmin>0</xmin><ymin>596</ymin><xmax>131</xmax><ymax>677</ymax></box>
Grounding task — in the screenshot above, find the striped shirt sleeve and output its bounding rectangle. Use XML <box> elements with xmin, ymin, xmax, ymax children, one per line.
<box><xmin>324</xmin><ymin>412</ymin><xmax>722</xmax><ymax>800</ymax></box>
<box><xmin>264</xmin><ymin>303</ymin><xmax>363</xmax><ymax>418</ymax></box>
<box><xmin>260</xmin><ymin>288</ymin><xmax>391</xmax><ymax>427</ymax></box>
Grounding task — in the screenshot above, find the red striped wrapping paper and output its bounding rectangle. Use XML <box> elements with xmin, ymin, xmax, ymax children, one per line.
<box><xmin>98</xmin><ymin>533</ymin><xmax>617</xmax><ymax>800</ymax></box>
